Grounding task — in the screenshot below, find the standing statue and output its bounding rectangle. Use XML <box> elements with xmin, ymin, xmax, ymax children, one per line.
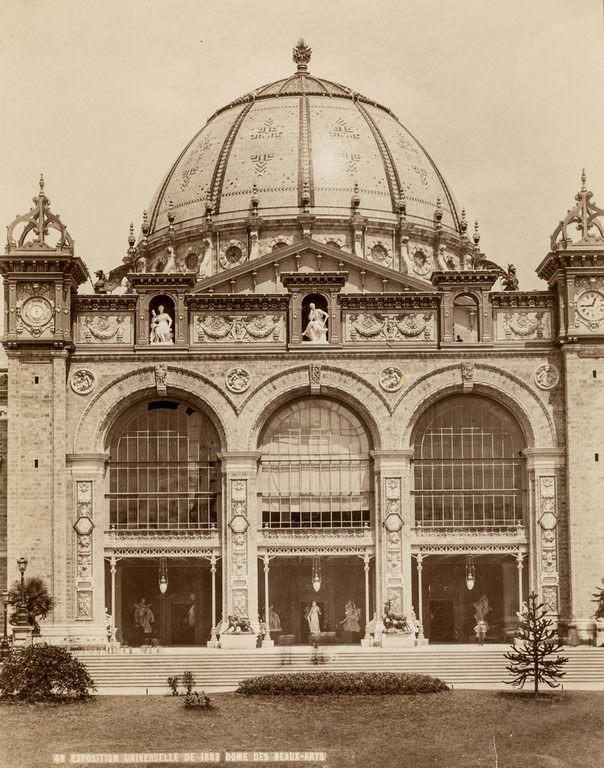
<box><xmin>93</xmin><ymin>270</ymin><xmax>108</xmax><ymax>294</ymax></box>
<box><xmin>305</xmin><ymin>600</ymin><xmax>322</xmax><ymax>634</ymax></box>
<box><xmin>269</xmin><ymin>606</ymin><xmax>282</xmax><ymax>632</ymax></box>
<box><xmin>133</xmin><ymin>598</ymin><xmax>155</xmax><ymax>635</ymax></box>
<box><xmin>473</xmin><ymin>595</ymin><xmax>491</xmax><ymax>646</ymax></box>
<box><xmin>112</xmin><ymin>277</ymin><xmax>131</xmax><ymax>295</ymax></box>
<box><xmin>303</xmin><ymin>303</ymin><xmax>329</xmax><ymax>344</ymax></box>
<box><xmin>150</xmin><ymin>305</ymin><xmax>174</xmax><ymax>345</ymax></box>
<box><xmin>339</xmin><ymin>600</ymin><xmax>361</xmax><ymax>633</ymax></box>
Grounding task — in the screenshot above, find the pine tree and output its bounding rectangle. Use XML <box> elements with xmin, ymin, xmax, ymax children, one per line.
<box><xmin>504</xmin><ymin>591</ymin><xmax>568</xmax><ymax>696</ymax></box>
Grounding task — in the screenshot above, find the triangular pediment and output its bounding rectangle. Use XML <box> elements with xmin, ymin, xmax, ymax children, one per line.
<box><xmin>192</xmin><ymin>238</ymin><xmax>436</xmax><ymax>295</ymax></box>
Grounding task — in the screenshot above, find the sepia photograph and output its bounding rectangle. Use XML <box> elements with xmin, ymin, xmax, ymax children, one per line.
<box><xmin>0</xmin><ymin>1</ymin><xmax>603</xmax><ymax>766</ymax></box>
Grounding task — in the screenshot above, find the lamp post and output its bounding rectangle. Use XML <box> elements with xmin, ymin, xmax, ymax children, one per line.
<box><xmin>14</xmin><ymin>557</ymin><xmax>30</xmax><ymax>626</ymax></box>
<box><xmin>0</xmin><ymin>591</ymin><xmax>10</xmax><ymax>659</ymax></box>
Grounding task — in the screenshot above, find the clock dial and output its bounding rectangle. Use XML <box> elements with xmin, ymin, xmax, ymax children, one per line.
<box><xmin>576</xmin><ymin>290</ymin><xmax>604</xmax><ymax>322</ymax></box>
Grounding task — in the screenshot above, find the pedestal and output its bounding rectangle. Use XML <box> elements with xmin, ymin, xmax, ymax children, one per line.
<box><xmin>381</xmin><ymin>632</ymin><xmax>415</xmax><ymax>648</ymax></box>
<box><xmin>572</xmin><ymin>619</ymin><xmax>597</xmax><ymax>645</ymax></box>
<box><xmin>12</xmin><ymin>624</ymin><xmax>34</xmax><ymax>647</ymax></box>
<box><xmin>220</xmin><ymin>633</ymin><xmax>257</xmax><ymax>649</ymax></box>
<box><xmin>596</xmin><ymin>619</ymin><xmax>604</xmax><ymax>648</ymax></box>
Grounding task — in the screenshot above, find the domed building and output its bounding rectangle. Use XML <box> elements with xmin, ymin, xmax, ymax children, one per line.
<box><xmin>1</xmin><ymin>41</ymin><xmax>603</xmax><ymax>652</ymax></box>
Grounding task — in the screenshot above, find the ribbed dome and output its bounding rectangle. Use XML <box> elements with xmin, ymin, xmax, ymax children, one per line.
<box><xmin>146</xmin><ymin>41</ymin><xmax>461</xmax><ymax>240</ymax></box>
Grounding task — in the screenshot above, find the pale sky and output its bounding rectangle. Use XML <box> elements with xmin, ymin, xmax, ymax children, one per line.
<box><xmin>1</xmin><ymin>0</ymin><xmax>603</xmax><ymax>295</ymax></box>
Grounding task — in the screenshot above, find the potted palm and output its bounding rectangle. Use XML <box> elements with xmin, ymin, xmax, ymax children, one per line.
<box><xmin>8</xmin><ymin>576</ymin><xmax>54</xmax><ymax>636</ymax></box>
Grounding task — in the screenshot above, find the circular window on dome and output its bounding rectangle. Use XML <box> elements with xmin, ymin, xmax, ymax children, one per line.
<box><xmin>223</xmin><ymin>245</ymin><xmax>243</xmax><ymax>266</ymax></box>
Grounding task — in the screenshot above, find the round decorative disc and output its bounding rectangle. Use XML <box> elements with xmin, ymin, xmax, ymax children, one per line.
<box><xmin>21</xmin><ymin>297</ymin><xmax>53</xmax><ymax>327</ymax></box>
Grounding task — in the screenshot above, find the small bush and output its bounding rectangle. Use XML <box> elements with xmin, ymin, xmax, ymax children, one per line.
<box><xmin>237</xmin><ymin>671</ymin><xmax>448</xmax><ymax>696</ymax></box>
<box><xmin>181</xmin><ymin>670</ymin><xmax>195</xmax><ymax>695</ymax></box>
<box><xmin>167</xmin><ymin>676</ymin><xmax>180</xmax><ymax>696</ymax></box>
<box><xmin>184</xmin><ymin>691</ymin><xmax>213</xmax><ymax>709</ymax></box>
<box><xmin>0</xmin><ymin>643</ymin><xmax>96</xmax><ymax>701</ymax></box>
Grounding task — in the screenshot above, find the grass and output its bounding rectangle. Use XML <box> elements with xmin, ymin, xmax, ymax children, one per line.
<box><xmin>1</xmin><ymin>691</ymin><xmax>602</xmax><ymax>768</ymax></box>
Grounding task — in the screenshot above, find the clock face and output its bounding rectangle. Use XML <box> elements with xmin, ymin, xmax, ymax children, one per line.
<box><xmin>21</xmin><ymin>297</ymin><xmax>53</xmax><ymax>326</ymax></box>
<box><xmin>576</xmin><ymin>290</ymin><xmax>604</xmax><ymax>322</ymax></box>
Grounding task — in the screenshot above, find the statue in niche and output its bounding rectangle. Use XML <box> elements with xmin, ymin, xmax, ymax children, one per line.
<box><xmin>305</xmin><ymin>600</ymin><xmax>322</xmax><ymax>634</ymax></box>
<box><xmin>150</xmin><ymin>305</ymin><xmax>174</xmax><ymax>345</ymax></box>
<box><xmin>339</xmin><ymin>600</ymin><xmax>361</xmax><ymax>633</ymax></box>
<box><xmin>133</xmin><ymin>598</ymin><xmax>155</xmax><ymax>635</ymax></box>
<box><xmin>302</xmin><ymin>303</ymin><xmax>329</xmax><ymax>344</ymax></box>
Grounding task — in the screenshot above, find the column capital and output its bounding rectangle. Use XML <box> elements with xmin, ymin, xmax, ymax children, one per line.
<box><xmin>218</xmin><ymin>451</ymin><xmax>262</xmax><ymax>474</ymax></box>
<box><xmin>66</xmin><ymin>453</ymin><xmax>110</xmax><ymax>474</ymax></box>
<box><xmin>370</xmin><ymin>449</ymin><xmax>414</xmax><ymax>471</ymax></box>
<box><xmin>521</xmin><ymin>448</ymin><xmax>565</xmax><ymax>470</ymax></box>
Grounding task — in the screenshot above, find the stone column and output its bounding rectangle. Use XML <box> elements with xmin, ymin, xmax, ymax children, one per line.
<box><xmin>523</xmin><ymin>449</ymin><xmax>568</xmax><ymax>637</ymax></box>
<box><xmin>218</xmin><ymin>452</ymin><xmax>261</xmax><ymax>632</ymax></box>
<box><xmin>371</xmin><ymin>450</ymin><xmax>414</xmax><ymax>633</ymax></box>
<box><xmin>65</xmin><ymin>452</ymin><xmax>109</xmax><ymax>645</ymax></box>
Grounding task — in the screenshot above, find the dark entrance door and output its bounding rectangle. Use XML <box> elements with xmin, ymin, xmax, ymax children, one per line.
<box><xmin>429</xmin><ymin>599</ymin><xmax>455</xmax><ymax>642</ymax></box>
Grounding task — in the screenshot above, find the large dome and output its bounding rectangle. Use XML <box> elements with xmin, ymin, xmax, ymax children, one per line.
<box><xmin>146</xmin><ymin>41</ymin><xmax>461</xmax><ymax>240</ymax></box>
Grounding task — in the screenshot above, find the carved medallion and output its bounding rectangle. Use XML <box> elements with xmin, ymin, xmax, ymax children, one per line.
<box><xmin>379</xmin><ymin>367</ymin><xmax>403</xmax><ymax>392</ymax></box>
<box><xmin>534</xmin><ymin>363</ymin><xmax>560</xmax><ymax>390</ymax></box>
<box><xmin>225</xmin><ymin>367</ymin><xmax>250</xmax><ymax>393</ymax></box>
<box><xmin>70</xmin><ymin>369</ymin><xmax>96</xmax><ymax>395</ymax></box>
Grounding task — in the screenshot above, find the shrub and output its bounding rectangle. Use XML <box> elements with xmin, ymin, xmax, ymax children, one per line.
<box><xmin>181</xmin><ymin>670</ymin><xmax>195</xmax><ymax>695</ymax></box>
<box><xmin>184</xmin><ymin>691</ymin><xmax>213</xmax><ymax>709</ymax></box>
<box><xmin>0</xmin><ymin>643</ymin><xmax>96</xmax><ymax>701</ymax></box>
<box><xmin>237</xmin><ymin>671</ymin><xmax>448</xmax><ymax>696</ymax></box>
<box><xmin>167</xmin><ymin>676</ymin><xmax>180</xmax><ymax>696</ymax></box>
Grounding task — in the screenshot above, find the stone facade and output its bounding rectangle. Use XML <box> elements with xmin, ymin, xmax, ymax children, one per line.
<box><xmin>1</xmin><ymin>49</ymin><xmax>603</xmax><ymax>647</ymax></box>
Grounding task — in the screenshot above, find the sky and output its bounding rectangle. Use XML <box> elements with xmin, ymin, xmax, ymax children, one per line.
<box><xmin>0</xmin><ymin>0</ymin><xmax>603</xmax><ymax>294</ymax></box>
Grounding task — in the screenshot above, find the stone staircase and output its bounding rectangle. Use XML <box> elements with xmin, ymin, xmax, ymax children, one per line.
<box><xmin>76</xmin><ymin>645</ymin><xmax>604</xmax><ymax>694</ymax></box>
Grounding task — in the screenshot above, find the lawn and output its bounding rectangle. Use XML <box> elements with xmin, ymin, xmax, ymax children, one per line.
<box><xmin>1</xmin><ymin>691</ymin><xmax>603</xmax><ymax>768</ymax></box>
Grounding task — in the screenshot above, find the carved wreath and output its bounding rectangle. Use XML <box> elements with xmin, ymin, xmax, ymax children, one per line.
<box><xmin>503</xmin><ymin>312</ymin><xmax>544</xmax><ymax>339</ymax></box>
<box><xmin>196</xmin><ymin>315</ymin><xmax>281</xmax><ymax>342</ymax></box>
<box><xmin>83</xmin><ymin>315</ymin><xmax>125</xmax><ymax>342</ymax></box>
<box><xmin>349</xmin><ymin>313</ymin><xmax>430</xmax><ymax>340</ymax></box>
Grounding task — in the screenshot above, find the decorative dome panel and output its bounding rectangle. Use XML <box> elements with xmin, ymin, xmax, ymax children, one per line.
<box><xmin>146</xmin><ymin>43</ymin><xmax>461</xmax><ymax>239</ymax></box>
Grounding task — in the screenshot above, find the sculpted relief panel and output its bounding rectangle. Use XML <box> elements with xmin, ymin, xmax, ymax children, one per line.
<box><xmin>495</xmin><ymin>310</ymin><xmax>552</xmax><ymax>341</ymax></box>
<box><xmin>192</xmin><ymin>314</ymin><xmax>285</xmax><ymax>344</ymax></box>
<box><xmin>76</xmin><ymin>314</ymin><xmax>133</xmax><ymax>344</ymax></box>
<box><xmin>345</xmin><ymin>312</ymin><xmax>435</xmax><ymax>342</ymax></box>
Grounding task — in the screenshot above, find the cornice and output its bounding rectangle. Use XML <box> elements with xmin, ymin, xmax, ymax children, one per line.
<box><xmin>185</xmin><ymin>294</ymin><xmax>289</xmax><ymax>311</ymax></box>
<box><xmin>73</xmin><ymin>295</ymin><xmax>138</xmax><ymax>312</ymax></box>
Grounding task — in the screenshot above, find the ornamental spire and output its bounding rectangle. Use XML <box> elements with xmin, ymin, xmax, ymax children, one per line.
<box><xmin>550</xmin><ymin>169</ymin><xmax>604</xmax><ymax>249</ymax></box>
<box><xmin>293</xmin><ymin>38</ymin><xmax>311</xmax><ymax>72</ymax></box>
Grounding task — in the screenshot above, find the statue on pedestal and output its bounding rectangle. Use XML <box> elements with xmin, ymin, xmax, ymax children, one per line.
<box><xmin>303</xmin><ymin>303</ymin><xmax>328</xmax><ymax>344</ymax></box>
<box><xmin>150</xmin><ymin>305</ymin><xmax>174</xmax><ymax>345</ymax></box>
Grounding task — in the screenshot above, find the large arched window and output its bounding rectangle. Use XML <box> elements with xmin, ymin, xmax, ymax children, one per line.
<box><xmin>412</xmin><ymin>395</ymin><xmax>525</xmax><ymax>528</ymax></box>
<box><xmin>259</xmin><ymin>398</ymin><xmax>372</xmax><ymax>528</ymax></box>
<box><xmin>107</xmin><ymin>400</ymin><xmax>220</xmax><ymax>531</ymax></box>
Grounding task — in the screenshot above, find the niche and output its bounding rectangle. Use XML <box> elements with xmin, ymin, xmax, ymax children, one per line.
<box><xmin>453</xmin><ymin>294</ymin><xmax>479</xmax><ymax>342</ymax></box>
<box><xmin>301</xmin><ymin>293</ymin><xmax>329</xmax><ymax>344</ymax></box>
<box><xmin>149</xmin><ymin>295</ymin><xmax>175</xmax><ymax>346</ymax></box>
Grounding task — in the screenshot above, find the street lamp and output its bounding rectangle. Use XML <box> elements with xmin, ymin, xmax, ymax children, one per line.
<box><xmin>14</xmin><ymin>557</ymin><xmax>30</xmax><ymax>625</ymax></box>
<box><xmin>0</xmin><ymin>591</ymin><xmax>10</xmax><ymax>659</ymax></box>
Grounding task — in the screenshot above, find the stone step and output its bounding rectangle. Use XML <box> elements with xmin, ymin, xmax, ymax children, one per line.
<box><xmin>76</xmin><ymin>647</ymin><xmax>604</xmax><ymax>692</ymax></box>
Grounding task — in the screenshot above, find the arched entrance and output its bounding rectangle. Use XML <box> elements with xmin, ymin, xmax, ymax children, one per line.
<box><xmin>410</xmin><ymin>394</ymin><xmax>528</xmax><ymax>643</ymax></box>
<box><xmin>104</xmin><ymin>397</ymin><xmax>222</xmax><ymax>646</ymax></box>
<box><xmin>257</xmin><ymin>398</ymin><xmax>374</xmax><ymax>644</ymax></box>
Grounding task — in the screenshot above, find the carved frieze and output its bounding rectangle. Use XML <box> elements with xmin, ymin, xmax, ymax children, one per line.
<box><xmin>384</xmin><ymin>477</ymin><xmax>404</xmax><ymax>614</ymax></box>
<box><xmin>76</xmin><ymin>314</ymin><xmax>133</xmax><ymax>344</ymax></box>
<box><xmin>538</xmin><ymin>475</ymin><xmax>559</xmax><ymax>615</ymax></box>
<box><xmin>345</xmin><ymin>312</ymin><xmax>435</xmax><ymax>342</ymax></box>
<box><xmin>230</xmin><ymin>479</ymin><xmax>249</xmax><ymax>616</ymax></box>
<box><xmin>75</xmin><ymin>481</ymin><xmax>94</xmax><ymax>621</ymax></box>
<box><xmin>193</xmin><ymin>314</ymin><xmax>285</xmax><ymax>344</ymax></box>
<box><xmin>495</xmin><ymin>310</ymin><xmax>552</xmax><ymax>341</ymax></box>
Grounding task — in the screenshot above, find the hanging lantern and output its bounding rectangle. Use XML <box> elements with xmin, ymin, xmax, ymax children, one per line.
<box><xmin>465</xmin><ymin>555</ymin><xmax>475</xmax><ymax>591</ymax></box>
<box><xmin>311</xmin><ymin>557</ymin><xmax>322</xmax><ymax>592</ymax></box>
<box><xmin>159</xmin><ymin>557</ymin><xmax>168</xmax><ymax>594</ymax></box>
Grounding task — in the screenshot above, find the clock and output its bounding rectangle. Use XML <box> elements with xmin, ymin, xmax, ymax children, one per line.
<box><xmin>20</xmin><ymin>296</ymin><xmax>53</xmax><ymax>327</ymax></box>
<box><xmin>576</xmin><ymin>290</ymin><xmax>604</xmax><ymax>323</ymax></box>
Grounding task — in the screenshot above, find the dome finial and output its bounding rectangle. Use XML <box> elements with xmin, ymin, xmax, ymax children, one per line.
<box><xmin>293</xmin><ymin>38</ymin><xmax>311</xmax><ymax>72</ymax></box>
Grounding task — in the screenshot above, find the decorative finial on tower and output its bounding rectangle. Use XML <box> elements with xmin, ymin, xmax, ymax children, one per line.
<box><xmin>397</xmin><ymin>189</ymin><xmax>406</xmax><ymax>220</ymax></box>
<box><xmin>460</xmin><ymin>208</ymin><xmax>468</xmax><ymax>236</ymax></box>
<box><xmin>167</xmin><ymin>200</ymin><xmax>175</xmax><ymax>226</ymax></box>
<box><xmin>433</xmin><ymin>198</ymin><xmax>443</xmax><ymax>231</ymax></box>
<box><xmin>205</xmin><ymin>193</ymin><xmax>214</xmax><ymax>224</ymax></box>
<box><xmin>39</xmin><ymin>173</ymin><xmax>45</xmax><ymax>194</ymax></box>
<box><xmin>473</xmin><ymin>220</ymin><xmax>481</xmax><ymax>245</ymax></box>
<box><xmin>550</xmin><ymin>169</ymin><xmax>604</xmax><ymax>249</ymax></box>
<box><xmin>6</xmin><ymin>174</ymin><xmax>73</xmax><ymax>252</ymax></box>
<box><xmin>293</xmin><ymin>38</ymin><xmax>312</xmax><ymax>72</ymax></box>
<box><xmin>128</xmin><ymin>221</ymin><xmax>136</xmax><ymax>248</ymax></box>
<box><xmin>581</xmin><ymin>168</ymin><xmax>587</xmax><ymax>192</ymax></box>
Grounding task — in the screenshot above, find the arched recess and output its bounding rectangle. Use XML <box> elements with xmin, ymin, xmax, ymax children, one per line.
<box><xmin>396</xmin><ymin>364</ymin><xmax>558</xmax><ymax>451</ymax></box>
<box><xmin>258</xmin><ymin>397</ymin><xmax>373</xmax><ymax>528</ymax></box>
<box><xmin>72</xmin><ymin>366</ymin><xmax>232</xmax><ymax>455</ymax></box>
<box><xmin>239</xmin><ymin>365</ymin><xmax>390</xmax><ymax>453</ymax></box>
